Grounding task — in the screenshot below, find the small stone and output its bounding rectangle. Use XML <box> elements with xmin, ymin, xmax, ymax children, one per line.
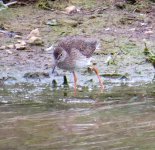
<box><xmin>27</xmin><ymin>36</ymin><xmax>43</xmax><ymax>45</ymax></box>
<box><xmin>0</xmin><ymin>46</ymin><xmax>6</xmax><ymax>50</ymax></box>
<box><xmin>6</xmin><ymin>50</ymin><xmax>13</xmax><ymax>54</ymax></box>
<box><xmin>129</xmin><ymin>28</ymin><xmax>136</xmax><ymax>31</ymax></box>
<box><xmin>145</xmin><ymin>30</ymin><xmax>153</xmax><ymax>34</ymax></box>
<box><xmin>17</xmin><ymin>40</ymin><xmax>26</xmax><ymax>44</ymax></box>
<box><xmin>27</xmin><ymin>28</ymin><xmax>40</xmax><ymax>39</ymax></box>
<box><xmin>45</xmin><ymin>45</ymin><xmax>54</xmax><ymax>51</ymax></box>
<box><xmin>20</xmin><ymin>40</ymin><xmax>26</xmax><ymax>45</ymax></box>
<box><xmin>105</xmin><ymin>27</ymin><xmax>111</xmax><ymax>31</ymax></box>
<box><xmin>15</xmin><ymin>41</ymin><xmax>26</xmax><ymax>50</ymax></box>
<box><xmin>7</xmin><ymin>44</ymin><xmax>14</xmax><ymax>49</ymax></box>
<box><xmin>46</xmin><ymin>19</ymin><xmax>58</xmax><ymax>26</ymax></box>
<box><xmin>65</xmin><ymin>5</ymin><xmax>77</xmax><ymax>14</ymax></box>
<box><xmin>140</xmin><ymin>23</ymin><xmax>147</xmax><ymax>26</ymax></box>
<box><xmin>14</xmin><ymin>35</ymin><xmax>22</xmax><ymax>39</ymax></box>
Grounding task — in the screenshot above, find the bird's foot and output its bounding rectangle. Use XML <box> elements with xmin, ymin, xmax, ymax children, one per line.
<box><xmin>90</xmin><ymin>66</ymin><xmax>104</xmax><ymax>91</ymax></box>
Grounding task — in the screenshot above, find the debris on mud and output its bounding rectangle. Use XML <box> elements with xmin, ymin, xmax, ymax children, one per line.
<box><xmin>46</xmin><ymin>19</ymin><xmax>59</xmax><ymax>26</ymax></box>
<box><xmin>24</xmin><ymin>72</ymin><xmax>50</xmax><ymax>80</ymax></box>
<box><xmin>15</xmin><ymin>40</ymin><xmax>26</xmax><ymax>50</ymax></box>
<box><xmin>100</xmin><ymin>73</ymin><xmax>129</xmax><ymax>80</ymax></box>
<box><xmin>27</xmin><ymin>28</ymin><xmax>40</xmax><ymax>39</ymax></box>
<box><xmin>0</xmin><ymin>28</ymin><xmax>43</xmax><ymax>51</ymax></box>
<box><xmin>27</xmin><ymin>28</ymin><xmax>44</xmax><ymax>45</ymax></box>
<box><xmin>27</xmin><ymin>36</ymin><xmax>43</xmax><ymax>45</ymax></box>
<box><xmin>0</xmin><ymin>1</ymin><xmax>17</xmax><ymax>11</ymax></box>
<box><xmin>65</xmin><ymin>5</ymin><xmax>79</xmax><ymax>14</ymax></box>
<box><xmin>0</xmin><ymin>45</ymin><xmax>6</xmax><ymax>50</ymax></box>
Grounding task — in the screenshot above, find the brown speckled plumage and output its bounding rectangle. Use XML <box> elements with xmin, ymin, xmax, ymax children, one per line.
<box><xmin>53</xmin><ymin>35</ymin><xmax>98</xmax><ymax>71</ymax></box>
<box><xmin>52</xmin><ymin>35</ymin><xmax>104</xmax><ymax>94</ymax></box>
<box><xmin>56</xmin><ymin>36</ymin><xmax>97</xmax><ymax>58</ymax></box>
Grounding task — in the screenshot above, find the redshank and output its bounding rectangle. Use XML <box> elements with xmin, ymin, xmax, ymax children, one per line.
<box><xmin>52</xmin><ymin>35</ymin><xmax>104</xmax><ymax>94</ymax></box>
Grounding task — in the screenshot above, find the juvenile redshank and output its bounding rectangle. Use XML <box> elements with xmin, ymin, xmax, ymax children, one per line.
<box><xmin>52</xmin><ymin>35</ymin><xmax>104</xmax><ymax>94</ymax></box>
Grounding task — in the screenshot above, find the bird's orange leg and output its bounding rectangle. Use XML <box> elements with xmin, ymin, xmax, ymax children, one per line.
<box><xmin>91</xmin><ymin>66</ymin><xmax>104</xmax><ymax>91</ymax></box>
<box><xmin>73</xmin><ymin>71</ymin><xmax>77</xmax><ymax>96</ymax></box>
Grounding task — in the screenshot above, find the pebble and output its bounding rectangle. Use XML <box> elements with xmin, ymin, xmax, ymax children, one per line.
<box><xmin>7</xmin><ymin>44</ymin><xmax>14</xmax><ymax>49</ymax></box>
<box><xmin>14</xmin><ymin>35</ymin><xmax>22</xmax><ymax>39</ymax></box>
<box><xmin>15</xmin><ymin>41</ymin><xmax>26</xmax><ymax>50</ymax></box>
<box><xmin>65</xmin><ymin>5</ymin><xmax>78</xmax><ymax>14</ymax></box>
<box><xmin>6</xmin><ymin>50</ymin><xmax>13</xmax><ymax>54</ymax></box>
<box><xmin>0</xmin><ymin>46</ymin><xmax>6</xmax><ymax>50</ymax></box>
<box><xmin>27</xmin><ymin>28</ymin><xmax>40</xmax><ymax>39</ymax></box>
<box><xmin>27</xmin><ymin>36</ymin><xmax>43</xmax><ymax>45</ymax></box>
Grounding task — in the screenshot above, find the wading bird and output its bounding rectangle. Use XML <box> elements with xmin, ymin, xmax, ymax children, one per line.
<box><xmin>52</xmin><ymin>36</ymin><xmax>104</xmax><ymax>95</ymax></box>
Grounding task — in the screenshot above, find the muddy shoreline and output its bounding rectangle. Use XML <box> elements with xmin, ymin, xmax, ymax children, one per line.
<box><xmin>0</xmin><ymin>1</ymin><xmax>155</xmax><ymax>88</ymax></box>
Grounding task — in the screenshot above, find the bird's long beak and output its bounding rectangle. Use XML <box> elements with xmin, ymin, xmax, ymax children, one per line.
<box><xmin>52</xmin><ymin>64</ymin><xmax>56</xmax><ymax>74</ymax></box>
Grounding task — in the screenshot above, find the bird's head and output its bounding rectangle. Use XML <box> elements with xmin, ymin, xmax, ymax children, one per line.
<box><xmin>52</xmin><ymin>47</ymin><xmax>67</xmax><ymax>73</ymax></box>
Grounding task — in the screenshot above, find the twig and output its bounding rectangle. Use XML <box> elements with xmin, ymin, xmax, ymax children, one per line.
<box><xmin>5</xmin><ymin>1</ymin><xmax>17</xmax><ymax>6</ymax></box>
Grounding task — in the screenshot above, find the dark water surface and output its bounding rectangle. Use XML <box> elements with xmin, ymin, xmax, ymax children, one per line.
<box><xmin>0</xmin><ymin>83</ymin><xmax>155</xmax><ymax>150</ymax></box>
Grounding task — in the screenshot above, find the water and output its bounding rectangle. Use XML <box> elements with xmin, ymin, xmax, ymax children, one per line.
<box><xmin>0</xmin><ymin>83</ymin><xmax>155</xmax><ymax>150</ymax></box>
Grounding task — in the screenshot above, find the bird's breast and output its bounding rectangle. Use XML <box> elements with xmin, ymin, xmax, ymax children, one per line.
<box><xmin>74</xmin><ymin>57</ymin><xmax>92</xmax><ymax>69</ymax></box>
<box><xmin>57</xmin><ymin>60</ymin><xmax>75</xmax><ymax>71</ymax></box>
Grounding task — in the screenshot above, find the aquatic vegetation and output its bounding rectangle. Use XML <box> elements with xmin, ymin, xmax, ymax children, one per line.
<box><xmin>144</xmin><ymin>43</ymin><xmax>155</xmax><ymax>68</ymax></box>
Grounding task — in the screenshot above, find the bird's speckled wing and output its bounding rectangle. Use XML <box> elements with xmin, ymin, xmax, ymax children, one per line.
<box><xmin>57</xmin><ymin>36</ymin><xmax>98</xmax><ymax>58</ymax></box>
